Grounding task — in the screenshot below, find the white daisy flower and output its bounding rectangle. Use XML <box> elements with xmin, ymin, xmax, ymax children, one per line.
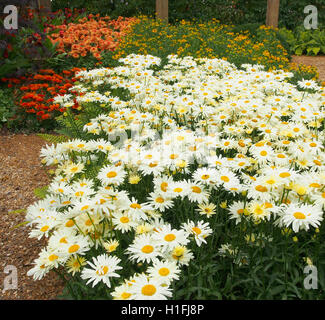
<box><xmin>81</xmin><ymin>254</ymin><xmax>122</xmax><ymax>288</ymax></box>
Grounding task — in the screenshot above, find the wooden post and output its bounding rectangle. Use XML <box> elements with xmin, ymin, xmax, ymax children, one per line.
<box><xmin>266</xmin><ymin>0</ymin><xmax>280</xmax><ymax>28</ymax></box>
<box><xmin>156</xmin><ymin>0</ymin><xmax>168</xmax><ymax>22</ymax></box>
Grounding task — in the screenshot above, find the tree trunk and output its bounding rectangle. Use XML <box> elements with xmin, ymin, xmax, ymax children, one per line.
<box><xmin>266</xmin><ymin>0</ymin><xmax>280</xmax><ymax>28</ymax></box>
<box><xmin>156</xmin><ymin>0</ymin><xmax>168</xmax><ymax>22</ymax></box>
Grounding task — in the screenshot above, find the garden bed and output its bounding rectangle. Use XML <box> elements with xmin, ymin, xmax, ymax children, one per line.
<box><xmin>1</xmin><ymin>8</ymin><xmax>325</xmax><ymax>300</ymax></box>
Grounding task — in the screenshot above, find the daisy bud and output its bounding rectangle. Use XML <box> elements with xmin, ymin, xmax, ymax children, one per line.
<box><xmin>220</xmin><ymin>201</ymin><xmax>227</xmax><ymax>209</ymax></box>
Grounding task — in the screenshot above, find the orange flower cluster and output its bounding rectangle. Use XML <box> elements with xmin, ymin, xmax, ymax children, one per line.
<box><xmin>46</xmin><ymin>15</ymin><xmax>138</xmax><ymax>60</ymax></box>
<box><xmin>2</xmin><ymin>68</ymin><xmax>82</xmax><ymax>121</ymax></box>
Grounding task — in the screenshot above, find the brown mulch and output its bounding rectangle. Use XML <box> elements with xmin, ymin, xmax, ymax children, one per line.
<box><xmin>292</xmin><ymin>55</ymin><xmax>325</xmax><ymax>82</ymax></box>
<box><xmin>0</xmin><ymin>131</ymin><xmax>64</xmax><ymax>300</ymax></box>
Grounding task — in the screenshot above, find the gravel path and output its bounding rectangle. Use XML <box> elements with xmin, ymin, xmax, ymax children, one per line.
<box><xmin>0</xmin><ymin>132</ymin><xmax>64</xmax><ymax>300</ymax></box>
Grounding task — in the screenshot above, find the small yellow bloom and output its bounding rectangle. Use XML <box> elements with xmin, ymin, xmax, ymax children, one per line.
<box><xmin>129</xmin><ymin>174</ymin><xmax>141</xmax><ymax>184</ymax></box>
<box><xmin>220</xmin><ymin>201</ymin><xmax>227</xmax><ymax>209</ymax></box>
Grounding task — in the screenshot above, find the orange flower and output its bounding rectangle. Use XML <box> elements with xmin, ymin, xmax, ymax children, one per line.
<box><xmin>46</xmin><ymin>16</ymin><xmax>138</xmax><ymax>59</ymax></box>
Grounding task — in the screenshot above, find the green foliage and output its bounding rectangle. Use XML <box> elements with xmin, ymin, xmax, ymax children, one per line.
<box><xmin>278</xmin><ymin>27</ymin><xmax>325</xmax><ymax>56</ymax></box>
<box><xmin>34</xmin><ymin>186</ymin><xmax>49</xmax><ymax>199</ymax></box>
<box><xmin>293</xmin><ymin>28</ymin><xmax>325</xmax><ymax>56</ymax></box>
<box><xmin>8</xmin><ymin>208</ymin><xmax>27</xmax><ymax>215</ymax></box>
<box><xmin>0</xmin><ymin>87</ymin><xmax>15</xmax><ymax>126</ymax></box>
<box><xmin>37</xmin><ymin>133</ymin><xmax>70</xmax><ymax>144</ymax></box>
<box><xmin>11</xmin><ymin>221</ymin><xmax>29</xmax><ymax>230</ymax></box>
<box><xmin>110</xmin><ymin>18</ymin><xmax>317</xmax><ymax>81</ymax></box>
<box><xmin>55</xmin><ymin>109</ymin><xmax>93</xmax><ymax>140</ymax></box>
<box><xmin>0</xmin><ymin>18</ymin><xmax>58</xmax><ymax>78</ymax></box>
<box><xmin>50</xmin><ymin>0</ymin><xmax>325</xmax><ymax>30</ymax></box>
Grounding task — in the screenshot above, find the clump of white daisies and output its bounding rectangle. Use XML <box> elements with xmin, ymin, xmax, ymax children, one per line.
<box><xmin>26</xmin><ymin>53</ymin><xmax>325</xmax><ymax>299</ymax></box>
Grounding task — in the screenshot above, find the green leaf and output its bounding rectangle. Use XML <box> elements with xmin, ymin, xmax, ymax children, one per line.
<box><xmin>34</xmin><ymin>186</ymin><xmax>49</xmax><ymax>199</ymax></box>
<box><xmin>8</xmin><ymin>208</ymin><xmax>26</xmax><ymax>215</ymax></box>
<box><xmin>37</xmin><ymin>133</ymin><xmax>69</xmax><ymax>144</ymax></box>
<box><xmin>310</xmin><ymin>47</ymin><xmax>320</xmax><ymax>55</ymax></box>
<box><xmin>270</xmin><ymin>285</ymin><xmax>285</xmax><ymax>296</ymax></box>
<box><xmin>294</xmin><ymin>47</ymin><xmax>303</xmax><ymax>55</ymax></box>
<box><xmin>11</xmin><ymin>221</ymin><xmax>29</xmax><ymax>230</ymax></box>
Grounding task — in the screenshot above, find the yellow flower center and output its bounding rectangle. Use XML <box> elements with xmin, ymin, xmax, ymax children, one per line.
<box><xmin>149</xmin><ymin>162</ymin><xmax>158</xmax><ymax>167</ymax></box>
<box><xmin>130</xmin><ymin>203</ymin><xmax>141</xmax><ymax>209</ymax></box>
<box><xmin>279</xmin><ymin>172</ymin><xmax>290</xmax><ymax>178</ymax></box>
<box><xmin>164</xmin><ymin>234</ymin><xmax>176</xmax><ymax>242</ymax></box>
<box><xmin>221</xmin><ymin>176</ymin><xmax>230</xmax><ymax>182</ymax></box>
<box><xmin>192</xmin><ymin>227</ymin><xmax>202</xmax><ymax>235</ymax></box>
<box><xmin>255</xmin><ymin>185</ymin><xmax>268</xmax><ymax>192</ymax></box>
<box><xmin>120</xmin><ymin>216</ymin><xmax>130</xmax><ymax>223</ymax></box>
<box><xmin>85</xmin><ymin>219</ymin><xmax>92</xmax><ymax>226</ymax></box>
<box><xmin>141</xmin><ymin>284</ymin><xmax>156</xmax><ymax>296</ymax></box>
<box><xmin>141</xmin><ymin>245</ymin><xmax>154</xmax><ymax>254</ymax></box>
<box><xmin>60</xmin><ymin>237</ymin><xmax>68</xmax><ymax>244</ymax></box>
<box><xmin>68</xmin><ymin>244</ymin><xmax>80</xmax><ymax>253</ymax></box>
<box><xmin>314</xmin><ymin>160</ymin><xmax>322</xmax><ymax>166</ymax></box>
<box><xmin>70</xmin><ymin>166</ymin><xmax>79</xmax><ymax>173</ymax></box>
<box><xmin>49</xmin><ymin>254</ymin><xmax>58</xmax><ymax>262</ymax></box>
<box><xmin>191</xmin><ymin>186</ymin><xmax>202</xmax><ymax>193</ymax></box>
<box><xmin>309</xmin><ymin>183</ymin><xmax>320</xmax><ymax>188</ymax></box>
<box><xmin>158</xmin><ymin>268</ymin><xmax>170</xmax><ymax>276</ymax></box>
<box><xmin>155</xmin><ymin>197</ymin><xmax>165</xmax><ymax>203</ymax></box>
<box><xmin>161</xmin><ymin>182</ymin><xmax>168</xmax><ymax>192</ymax></box>
<box><xmin>96</xmin><ymin>266</ymin><xmax>109</xmax><ymax>276</ymax></box>
<box><xmin>40</xmin><ymin>225</ymin><xmax>49</xmax><ymax>232</ymax></box>
<box><xmin>293</xmin><ymin>212</ymin><xmax>306</xmax><ymax>220</ymax></box>
<box><xmin>65</xmin><ymin>220</ymin><xmax>74</xmax><ymax>227</ymax></box>
<box><xmin>107</xmin><ymin>171</ymin><xmax>117</xmax><ymax>178</ymax></box>
<box><xmin>121</xmin><ymin>292</ymin><xmax>131</xmax><ymax>299</ymax></box>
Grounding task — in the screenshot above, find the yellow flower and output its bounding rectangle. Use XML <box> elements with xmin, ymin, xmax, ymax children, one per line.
<box><xmin>129</xmin><ymin>174</ymin><xmax>141</xmax><ymax>184</ymax></box>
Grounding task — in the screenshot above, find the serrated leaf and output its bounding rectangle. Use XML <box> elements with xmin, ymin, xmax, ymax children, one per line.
<box><xmin>37</xmin><ymin>133</ymin><xmax>69</xmax><ymax>144</ymax></box>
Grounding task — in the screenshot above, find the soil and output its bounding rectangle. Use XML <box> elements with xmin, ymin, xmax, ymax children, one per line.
<box><xmin>0</xmin><ymin>131</ymin><xmax>64</xmax><ymax>300</ymax></box>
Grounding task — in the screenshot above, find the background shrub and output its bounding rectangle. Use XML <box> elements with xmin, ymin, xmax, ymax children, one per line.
<box><xmin>50</xmin><ymin>0</ymin><xmax>325</xmax><ymax>29</ymax></box>
<box><xmin>108</xmin><ymin>17</ymin><xmax>318</xmax><ymax>80</ymax></box>
<box><xmin>0</xmin><ymin>87</ymin><xmax>15</xmax><ymax>127</ymax></box>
